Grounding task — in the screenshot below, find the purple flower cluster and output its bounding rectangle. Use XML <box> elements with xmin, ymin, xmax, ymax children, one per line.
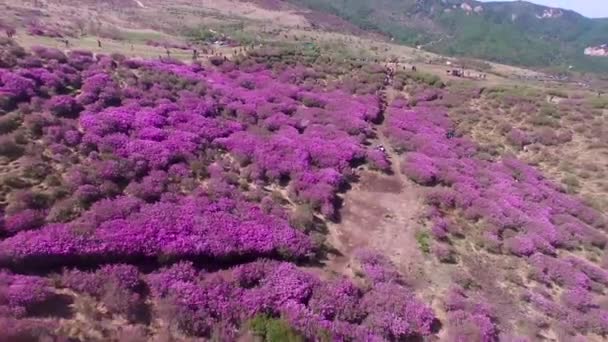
<box><xmin>146</xmin><ymin>252</ymin><xmax>435</xmax><ymax>340</ymax></box>
<box><xmin>26</xmin><ymin>24</ymin><xmax>64</xmax><ymax>38</ymax></box>
<box><xmin>366</xmin><ymin>148</ymin><xmax>392</xmax><ymax>172</ymax></box>
<box><xmin>61</xmin><ymin>264</ymin><xmax>144</xmax><ymax>318</ymax></box>
<box><xmin>0</xmin><ymin>45</ymin><xmax>393</xmax><ymax>276</ymax></box>
<box><xmin>46</xmin><ymin>94</ymin><xmax>82</xmax><ymax>118</ymax></box>
<box><xmin>3</xmin><ymin>209</ymin><xmax>46</xmax><ymax>235</ymax></box>
<box><xmin>0</xmin><ymin>195</ymin><xmax>312</xmax><ymax>265</ymax></box>
<box><xmin>0</xmin><ymin>70</ymin><xmax>36</xmax><ymax>105</ymax></box>
<box><xmin>445</xmin><ymin>287</ymin><xmax>498</xmax><ymax>342</ymax></box>
<box><xmin>0</xmin><ymin>271</ymin><xmax>55</xmax><ymax>318</ymax></box>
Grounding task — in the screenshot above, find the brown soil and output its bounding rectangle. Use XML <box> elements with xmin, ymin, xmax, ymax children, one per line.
<box><xmin>324</xmin><ymin>166</ymin><xmax>428</xmax><ymax>282</ymax></box>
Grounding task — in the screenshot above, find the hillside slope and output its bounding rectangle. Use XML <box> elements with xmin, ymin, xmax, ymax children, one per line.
<box><xmin>1</xmin><ymin>0</ymin><xmax>608</xmax><ymax>339</ymax></box>
<box><xmin>287</xmin><ymin>0</ymin><xmax>608</xmax><ymax>72</ymax></box>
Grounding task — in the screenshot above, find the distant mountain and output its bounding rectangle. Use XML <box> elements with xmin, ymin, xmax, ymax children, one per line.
<box><xmin>287</xmin><ymin>0</ymin><xmax>608</xmax><ymax>72</ymax></box>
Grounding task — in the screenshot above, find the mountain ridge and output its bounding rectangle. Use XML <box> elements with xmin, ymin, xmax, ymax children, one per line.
<box><xmin>286</xmin><ymin>0</ymin><xmax>608</xmax><ymax>72</ymax></box>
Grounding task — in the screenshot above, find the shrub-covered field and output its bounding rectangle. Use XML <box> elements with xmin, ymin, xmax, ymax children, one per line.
<box><xmin>385</xmin><ymin>98</ymin><xmax>608</xmax><ymax>340</ymax></box>
<box><xmin>0</xmin><ymin>35</ymin><xmax>607</xmax><ymax>341</ymax></box>
<box><xmin>0</xmin><ymin>38</ymin><xmax>436</xmax><ymax>341</ymax></box>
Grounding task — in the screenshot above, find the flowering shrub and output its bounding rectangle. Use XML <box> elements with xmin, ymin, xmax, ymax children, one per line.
<box><xmin>402</xmin><ymin>152</ymin><xmax>439</xmax><ymax>185</ymax></box>
<box><xmin>146</xmin><ymin>255</ymin><xmax>435</xmax><ymax>340</ymax></box>
<box><xmin>46</xmin><ymin>95</ymin><xmax>82</xmax><ymax>118</ymax></box>
<box><xmin>61</xmin><ymin>264</ymin><xmax>143</xmax><ymax>320</ymax></box>
<box><xmin>444</xmin><ymin>287</ymin><xmax>498</xmax><ymax>342</ymax></box>
<box><xmin>0</xmin><ymin>271</ymin><xmax>55</xmax><ymax>317</ymax></box>
<box><xmin>506</xmin><ymin>128</ymin><xmax>532</xmax><ymax>149</ymax></box>
<box><xmin>3</xmin><ymin>209</ymin><xmax>46</xmax><ymax>235</ymax></box>
<box><xmin>26</xmin><ymin>24</ymin><xmax>64</xmax><ymax>38</ymax></box>
<box><xmin>366</xmin><ymin>148</ymin><xmax>392</xmax><ymax>172</ymax></box>
<box><xmin>0</xmin><ymin>195</ymin><xmax>313</xmax><ymax>265</ymax></box>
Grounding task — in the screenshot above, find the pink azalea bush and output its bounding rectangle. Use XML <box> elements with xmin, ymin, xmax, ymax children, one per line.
<box><xmin>143</xmin><ymin>251</ymin><xmax>435</xmax><ymax>340</ymax></box>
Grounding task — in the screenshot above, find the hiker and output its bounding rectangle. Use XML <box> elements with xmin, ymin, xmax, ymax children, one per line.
<box><xmin>63</xmin><ymin>39</ymin><xmax>69</xmax><ymax>48</ymax></box>
<box><xmin>97</xmin><ymin>39</ymin><xmax>102</xmax><ymax>48</ymax></box>
<box><xmin>445</xmin><ymin>130</ymin><xmax>456</xmax><ymax>139</ymax></box>
<box><xmin>6</xmin><ymin>28</ymin><xmax>16</xmax><ymax>39</ymax></box>
<box><xmin>192</xmin><ymin>49</ymin><xmax>199</xmax><ymax>60</ymax></box>
<box><xmin>166</xmin><ymin>49</ymin><xmax>171</xmax><ymax>58</ymax></box>
<box><xmin>411</xmin><ymin>65</ymin><xmax>417</xmax><ymax>72</ymax></box>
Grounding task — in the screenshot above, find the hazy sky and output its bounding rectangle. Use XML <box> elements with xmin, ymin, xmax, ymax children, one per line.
<box><xmin>478</xmin><ymin>0</ymin><xmax>608</xmax><ymax>18</ymax></box>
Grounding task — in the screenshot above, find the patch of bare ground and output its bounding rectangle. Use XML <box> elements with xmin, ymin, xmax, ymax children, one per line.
<box><xmin>323</xmin><ymin>168</ymin><xmax>439</xmax><ymax>285</ymax></box>
<box><xmin>326</xmin><ymin>170</ymin><xmax>422</xmax><ymax>265</ymax></box>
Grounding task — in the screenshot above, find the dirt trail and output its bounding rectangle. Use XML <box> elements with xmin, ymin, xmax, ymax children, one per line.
<box><xmin>322</xmin><ymin>76</ymin><xmax>430</xmax><ymax>285</ymax></box>
<box><xmin>317</xmin><ymin>80</ymin><xmax>461</xmax><ymax>326</ymax></box>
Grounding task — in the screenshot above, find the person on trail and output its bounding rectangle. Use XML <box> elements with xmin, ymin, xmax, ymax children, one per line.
<box><xmin>97</xmin><ymin>39</ymin><xmax>102</xmax><ymax>48</ymax></box>
<box><xmin>412</xmin><ymin>65</ymin><xmax>417</xmax><ymax>72</ymax></box>
<box><xmin>166</xmin><ymin>49</ymin><xmax>171</xmax><ymax>58</ymax></box>
<box><xmin>5</xmin><ymin>28</ymin><xmax>15</xmax><ymax>39</ymax></box>
<box><xmin>446</xmin><ymin>130</ymin><xmax>456</xmax><ymax>139</ymax></box>
<box><xmin>192</xmin><ymin>49</ymin><xmax>199</xmax><ymax>60</ymax></box>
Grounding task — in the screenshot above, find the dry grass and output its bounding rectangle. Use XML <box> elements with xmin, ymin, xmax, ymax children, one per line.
<box><xmin>449</xmin><ymin>83</ymin><xmax>608</xmax><ymax>213</ymax></box>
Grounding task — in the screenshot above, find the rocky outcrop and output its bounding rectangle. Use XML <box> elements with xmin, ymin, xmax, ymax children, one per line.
<box><xmin>585</xmin><ymin>44</ymin><xmax>608</xmax><ymax>57</ymax></box>
<box><xmin>536</xmin><ymin>8</ymin><xmax>563</xmax><ymax>19</ymax></box>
